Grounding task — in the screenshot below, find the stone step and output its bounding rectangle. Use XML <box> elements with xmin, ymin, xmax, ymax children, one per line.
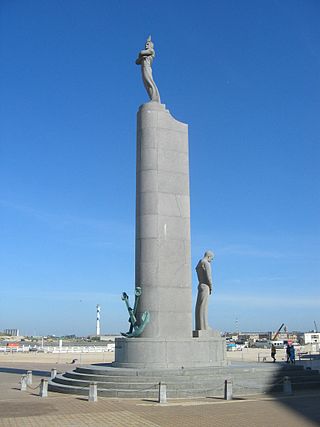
<box><xmin>63</xmin><ymin>370</ymin><xmax>320</xmax><ymax>386</ymax></box>
<box><xmin>49</xmin><ymin>381</ymin><xmax>220</xmax><ymax>398</ymax></box>
<box><xmin>75</xmin><ymin>365</ymin><xmax>231</xmax><ymax>377</ymax></box>
<box><xmin>73</xmin><ymin>364</ymin><xmax>308</xmax><ymax>380</ymax></box>
<box><xmin>76</xmin><ymin>363</ymin><xmax>305</xmax><ymax>375</ymax></box>
<box><xmin>48</xmin><ymin>362</ymin><xmax>320</xmax><ymax>399</ymax></box>
<box><xmin>50</xmin><ymin>371</ymin><xmax>320</xmax><ymax>394</ymax></box>
<box><xmin>48</xmin><ymin>381</ymin><xmax>256</xmax><ymax>398</ymax></box>
<box><xmin>268</xmin><ymin>381</ymin><xmax>320</xmax><ymax>393</ymax></box>
<box><xmin>49</xmin><ymin>377</ymin><xmax>320</xmax><ymax>399</ymax></box>
<box><xmin>52</xmin><ymin>375</ymin><xmax>238</xmax><ymax>390</ymax></box>
<box><xmin>65</xmin><ymin>371</ymin><xmax>236</xmax><ymax>383</ymax></box>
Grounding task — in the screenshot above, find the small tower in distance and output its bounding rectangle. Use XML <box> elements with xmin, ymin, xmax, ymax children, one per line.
<box><xmin>96</xmin><ymin>304</ymin><xmax>101</xmax><ymax>336</ymax></box>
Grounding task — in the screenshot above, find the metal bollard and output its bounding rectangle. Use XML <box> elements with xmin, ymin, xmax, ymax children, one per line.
<box><xmin>26</xmin><ymin>370</ymin><xmax>32</xmax><ymax>385</ymax></box>
<box><xmin>20</xmin><ymin>374</ymin><xmax>28</xmax><ymax>391</ymax></box>
<box><xmin>39</xmin><ymin>379</ymin><xmax>48</xmax><ymax>398</ymax></box>
<box><xmin>51</xmin><ymin>368</ymin><xmax>57</xmax><ymax>379</ymax></box>
<box><xmin>224</xmin><ymin>379</ymin><xmax>233</xmax><ymax>400</ymax></box>
<box><xmin>283</xmin><ymin>376</ymin><xmax>293</xmax><ymax>395</ymax></box>
<box><xmin>158</xmin><ymin>382</ymin><xmax>167</xmax><ymax>404</ymax></box>
<box><xmin>88</xmin><ymin>382</ymin><xmax>98</xmax><ymax>402</ymax></box>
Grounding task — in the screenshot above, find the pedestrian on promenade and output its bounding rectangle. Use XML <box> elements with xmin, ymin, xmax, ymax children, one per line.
<box><xmin>289</xmin><ymin>344</ymin><xmax>295</xmax><ymax>364</ymax></box>
<box><xmin>286</xmin><ymin>344</ymin><xmax>291</xmax><ymax>363</ymax></box>
<box><xmin>271</xmin><ymin>344</ymin><xmax>276</xmax><ymax>362</ymax></box>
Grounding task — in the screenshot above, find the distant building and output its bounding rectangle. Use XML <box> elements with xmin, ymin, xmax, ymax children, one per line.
<box><xmin>4</xmin><ymin>329</ymin><xmax>19</xmax><ymax>336</ymax></box>
<box><xmin>89</xmin><ymin>335</ymin><xmax>120</xmax><ymax>342</ymax></box>
<box><xmin>304</xmin><ymin>332</ymin><xmax>320</xmax><ymax>344</ymax></box>
<box><xmin>225</xmin><ymin>332</ymin><xmax>272</xmax><ymax>344</ymax></box>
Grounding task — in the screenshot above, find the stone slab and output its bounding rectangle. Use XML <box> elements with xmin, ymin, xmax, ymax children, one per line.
<box><xmin>193</xmin><ymin>329</ymin><xmax>221</xmax><ymax>338</ymax></box>
<box><xmin>113</xmin><ymin>336</ymin><xmax>226</xmax><ymax>369</ymax></box>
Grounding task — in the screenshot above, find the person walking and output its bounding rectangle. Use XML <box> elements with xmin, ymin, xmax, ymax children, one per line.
<box><xmin>286</xmin><ymin>344</ymin><xmax>291</xmax><ymax>363</ymax></box>
<box><xmin>271</xmin><ymin>344</ymin><xmax>276</xmax><ymax>362</ymax></box>
<box><xmin>289</xmin><ymin>344</ymin><xmax>295</xmax><ymax>364</ymax></box>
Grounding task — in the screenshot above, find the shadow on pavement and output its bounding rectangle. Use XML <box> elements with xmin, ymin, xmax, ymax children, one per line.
<box><xmin>0</xmin><ymin>367</ymin><xmax>50</xmax><ymax>377</ymax></box>
<box><xmin>266</xmin><ymin>362</ymin><xmax>320</xmax><ymax>425</ymax></box>
<box><xmin>91</xmin><ymin>363</ymin><xmax>113</xmax><ymax>367</ymax></box>
<box><xmin>75</xmin><ymin>397</ymin><xmax>88</xmax><ymax>401</ymax></box>
<box><xmin>207</xmin><ymin>396</ymin><xmax>246</xmax><ymax>401</ymax></box>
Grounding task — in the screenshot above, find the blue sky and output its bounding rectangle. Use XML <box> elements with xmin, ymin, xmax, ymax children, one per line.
<box><xmin>1</xmin><ymin>1</ymin><xmax>319</xmax><ymax>336</ymax></box>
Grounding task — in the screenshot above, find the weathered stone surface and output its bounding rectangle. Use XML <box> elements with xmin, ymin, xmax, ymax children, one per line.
<box><xmin>113</xmin><ymin>102</ymin><xmax>227</xmax><ymax>369</ymax></box>
<box><xmin>134</xmin><ymin>102</ymin><xmax>191</xmax><ymax>341</ymax></box>
<box><xmin>113</xmin><ymin>336</ymin><xmax>226</xmax><ymax>368</ymax></box>
<box><xmin>49</xmin><ymin>363</ymin><xmax>320</xmax><ymax>398</ymax></box>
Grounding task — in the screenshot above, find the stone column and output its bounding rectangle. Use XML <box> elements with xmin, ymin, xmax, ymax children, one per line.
<box><xmin>135</xmin><ymin>102</ymin><xmax>192</xmax><ymax>339</ymax></box>
<box><xmin>113</xmin><ymin>102</ymin><xmax>226</xmax><ymax>368</ymax></box>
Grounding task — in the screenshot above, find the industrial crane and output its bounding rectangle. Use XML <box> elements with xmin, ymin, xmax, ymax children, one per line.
<box><xmin>272</xmin><ymin>323</ymin><xmax>285</xmax><ymax>341</ymax></box>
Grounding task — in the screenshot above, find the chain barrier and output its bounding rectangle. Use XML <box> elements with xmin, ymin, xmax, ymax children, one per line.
<box><xmin>22</xmin><ymin>374</ymin><xmax>290</xmax><ymax>398</ymax></box>
<box><xmin>27</xmin><ymin>384</ymin><xmax>41</xmax><ymax>391</ymax></box>
<box><xmin>76</xmin><ymin>384</ymin><xmax>97</xmax><ymax>392</ymax></box>
<box><xmin>234</xmin><ymin>384</ymin><xmax>265</xmax><ymax>390</ymax></box>
<box><xmin>272</xmin><ymin>377</ymin><xmax>287</xmax><ymax>386</ymax></box>
<box><xmin>223</xmin><ymin>375</ymin><xmax>286</xmax><ymax>391</ymax></box>
<box><xmin>61</xmin><ymin>381</ymin><xmax>159</xmax><ymax>397</ymax></box>
<box><xmin>201</xmin><ymin>385</ymin><xmax>224</xmax><ymax>394</ymax></box>
<box><xmin>19</xmin><ymin>378</ymin><xmax>41</xmax><ymax>391</ymax></box>
<box><xmin>137</xmin><ymin>383</ymin><xmax>159</xmax><ymax>393</ymax></box>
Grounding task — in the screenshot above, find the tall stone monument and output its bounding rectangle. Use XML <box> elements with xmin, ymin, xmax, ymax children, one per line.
<box><xmin>48</xmin><ymin>38</ymin><xmax>227</xmax><ymax>398</ymax></box>
<box><xmin>113</xmin><ymin>37</ymin><xmax>225</xmax><ymax>368</ymax></box>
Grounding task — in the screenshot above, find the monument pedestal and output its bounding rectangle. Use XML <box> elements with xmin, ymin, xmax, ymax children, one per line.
<box><xmin>113</xmin><ymin>335</ymin><xmax>226</xmax><ymax>369</ymax></box>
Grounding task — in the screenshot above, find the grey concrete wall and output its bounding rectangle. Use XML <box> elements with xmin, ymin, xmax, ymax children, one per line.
<box><xmin>135</xmin><ymin>102</ymin><xmax>192</xmax><ymax>339</ymax></box>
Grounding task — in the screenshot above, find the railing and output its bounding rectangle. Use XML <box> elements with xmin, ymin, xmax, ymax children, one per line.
<box><xmin>0</xmin><ymin>345</ymin><xmax>115</xmax><ymax>353</ymax></box>
<box><xmin>298</xmin><ymin>353</ymin><xmax>320</xmax><ymax>361</ymax></box>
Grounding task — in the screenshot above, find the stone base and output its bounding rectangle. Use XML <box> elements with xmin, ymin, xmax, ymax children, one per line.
<box><xmin>49</xmin><ymin>362</ymin><xmax>320</xmax><ymax>398</ymax></box>
<box><xmin>193</xmin><ymin>329</ymin><xmax>221</xmax><ymax>338</ymax></box>
<box><xmin>113</xmin><ymin>336</ymin><xmax>226</xmax><ymax>369</ymax></box>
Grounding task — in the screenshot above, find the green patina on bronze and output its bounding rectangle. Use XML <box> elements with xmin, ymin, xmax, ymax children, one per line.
<box><xmin>121</xmin><ymin>286</ymin><xmax>150</xmax><ymax>337</ymax></box>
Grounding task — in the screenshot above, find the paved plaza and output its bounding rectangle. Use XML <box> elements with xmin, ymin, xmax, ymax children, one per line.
<box><xmin>0</xmin><ymin>355</ymin><xmax>319</xmax><ymax>426</ymax></box>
